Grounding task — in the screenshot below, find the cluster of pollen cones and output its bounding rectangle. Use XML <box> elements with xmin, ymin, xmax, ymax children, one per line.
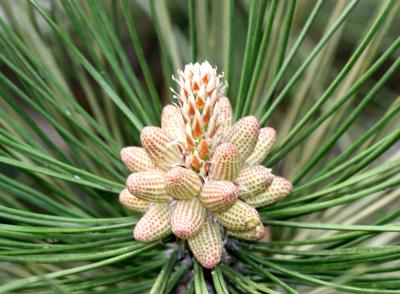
<box><xmin>119</xmin><ymin>61</ymin><xmax>292</xmax><ymax>269</ymax></box>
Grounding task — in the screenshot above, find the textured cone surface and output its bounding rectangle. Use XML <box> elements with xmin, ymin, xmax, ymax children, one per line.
<box><xmin>165</xmin><ymin>167</ymin><xmax>202</xmax><ymax>200</ymax></box>
<box><xmin>188</xmin><ymin>218</ymin><xmax>222</xmax><ymax>269</ymax></box>
<box><xmin>236</xmin><ymin>166</ymin><xmax>274</xmax><ymax>199</ymax></box>
<box><xmin>217</xmin><ymin>200</ymin><xmax>261</xmax><ymax>231</ymax></box>
<box><xmin>120</xmin><ymin>147</ymin><xmax>156</xmax><ymax>172</ymax></box>
<box><xmin>211</xmin><ymin>143</ymin><xmax>240</xmax><ymax>181</ymax></box>
<box><xmin>119</xmin><ymin>189</ymin><xmax>150</xmax><ymax>213</ymax></box>
<box><xmin>246</xmin><ymin>127</ymin><xmax>276</xmax><ymax>166</ymax></box>
<box><xmin>245</xmin><ymin>176</ymin><xmax>293</xmax><ymax>208</ymax></box>
<box><xmin>161</xmin><ymin>105</ymin><xmax>185</xmax><ymax>144</ymax></box>
<box><xmin>226</xmin><ymin>116</ymin><xmax>260</xmax><ymax>162</ymax></box>
<box><xmin>126</xmin><ymin>171</ymin><xmax>169</xmax><ymax>202</ymax></box>
<box><xmin>140</xmin><ymin>126</ymin><xmax>182</xmax><ymax>171</ymax></box>
<box><xmin>171</xmin><ymin>198</ymin><xmax>206</xmax><ymax>239</ymax></box>
<box><xmin>228</xmin><ymin>224</ymin><xmax>266</xmax><ymax>241</ymax></box>
<box><xmin>211</xmin><ymin>97</ymin><xmax>232</xmax><ymax>147</ymax></box>
<box><xmin>199</xmin><ymin>181</ymin><xmax>238</xmax><ymax>212</ymax></box>
<box><xmin>134</xmin><ymin>203</ymin><xmax>172</xmax><ymax>242</ymax></box>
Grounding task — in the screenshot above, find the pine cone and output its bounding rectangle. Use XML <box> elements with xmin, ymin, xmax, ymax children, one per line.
<box><xmin>120</xmin><ymin>61</ymin><xmax>292</xmax><ymax>268</ymax></box>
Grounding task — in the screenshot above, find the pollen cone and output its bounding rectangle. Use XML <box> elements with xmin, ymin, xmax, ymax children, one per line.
<box><xmin>235</xmin><ymin>166</ymin><xmax>273</xmax><ymax>199</ymax></box>
<box><xmin>217</xmin><ymin>200</ymin><xmax>261</xmax><ymax>231</ymax></box>
<box><xmin>120</xmin><ymin>146</ymin><xmax>156</xmax><ymax>172</ymax></box>
<box><xmin>226</xmin><ymin>116</ymin><xmax>260</xmax><ymax>162</ymax></box>
<box><xmin>245</xmin><ymin>176</ymin><xmax>293</xmax><ymax>208</ymax></box>
<box><xmin>210</xmin><ymin>97</ymin><xmax>232</xmax><ymax>146</ymax></box>
<box><xmin>228</xmin><ymin>224</ymin><xmax>266</xmax><ymax>241</ymax></box>
<box><xmin>126</xmin><ymin>171</ymin><xmax>169</xmax><ymax>203</ymax></box>
<box><xmin>140</xmin><ymin>126</ymin><xmax>182</xmax><ymax>171</ymax></box>
<box><xmin>133</xmin><ymin>203</ymin><xmax>172</xmax><ymax>242</ymax></box>
<box><xmin>165</xmin><ymin>167</ymin><xmax>202</xmax><ymax>200</ymax></box>
<box><xmin>211</xmin><ymin>143</ymin><xmax>240</xmax><ymax>181</ymax></box>
<box><xmin>119</xmin><ymin>189</ymin><xmax>150</xmax><ymax>213</ymax></box>
<box><xmin>161</xmin><ymin>105</ymin><xmax>185</xmax><ymax>144</ymax></box>
<box><xmin>199</xmin><ymin>180</ymin><xmax>238</xmax><ymax>212</ymax></box>
<box><xmin>246</xmin><ymin>127</ymin><xmax>276</xmax><ymax>166</ymax></box>
<box><xmin>171</xmin><ymin>198</ymin><xmax>206</xmax><ymax>239</ymax></box>
<box><xmin>188</xmin><ymin>218</ymin><xmax>222</xmax><ymax>269</ymax></box>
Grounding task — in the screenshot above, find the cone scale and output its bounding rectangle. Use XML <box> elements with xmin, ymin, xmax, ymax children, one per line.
<box><xmin>119</xmin><ymin>61</ymin><xmax>292</xmax><ymax>268</ymax></box>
